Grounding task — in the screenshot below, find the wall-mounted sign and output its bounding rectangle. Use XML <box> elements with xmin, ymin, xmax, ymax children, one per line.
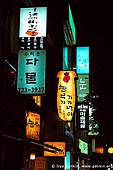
<box><xmin>19</xmin><ymin>7</ymin><xmax>47</xmax><ymax>37</ymax></box>
<box><xmin>79</xmin><ymin>139</ymin><xmax>88</xmax><ymax>154</ymax></box>
<box><xmin>19</xmin><ymin>37</ymin><xmax>47</xmax><ymax>50</ymax></box>
<box><xmin>44</xmin><ymin>142</ymin><xmax>66</xmax><ymax>157</ymax></box>
<box><xmin>96</xmin><ymin>147</ymin><xmax>104</xmax><ymax>154</ymax></box>
<box><xmin>88</xmin><ymin>103</ymin><xmax>99</xmax><ymax>135</ymax></box>
<box><xmin>108</xmin><ymin>147</ymin><xmax>113</xmax><ymax>154</ymax></box>
<box><xmin>68</xmin><ymin>4</ymin><xmax>76</xmax><ymax>45</ymax></box>
<box><xmin>77</xmin><ymin>74</ymin><xmax>89</xmax><ymax>102</ymax></box>
<box><xmin>57</xmin><ymin>71</ymin><xmax>77</xmax><ymax>121</ymax></box>
<box><xmin>64</xmin><ymin>4</ymin><xmax>76</xmax><ymax>46</ymax></box>
<box><xmin>65</xmin><ymin>151</ymin><xmax>70</xmax><ymax>170</ymax></box>
<box><xmin>17</xmin><ymin>50</ymin><xmax>46</xmax><ymax>94</ymax></box>
<box><xmin>33</xmin><ymin>96</ymin><xmax>41</xmax><ymax>107</ymax></box>
<box><xmin>26</xmin><ymin>111</ymin><xmax>40</xmax><ymax>141</ymax></box>
<box><xmin>63</xmin><ymin>47</ymin><xmax>69</xmax><ymax>70</ymax></box>
<box><xmin>76</xmin><ymin>47</ymin><xmax>89</xmax><ymax>74</ymax></box>
<box><xmin>77</xmin><ymin>102</ymin><xmax>89</xmax><ymax>130</ymax></box>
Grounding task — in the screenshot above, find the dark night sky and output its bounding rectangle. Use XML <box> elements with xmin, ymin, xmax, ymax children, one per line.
<box><xmin>73</xmin><ymin>0</ymin><xmax>113</xmax><ymax>143</ymax></box>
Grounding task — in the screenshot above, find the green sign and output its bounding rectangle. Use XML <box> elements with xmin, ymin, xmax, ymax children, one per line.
<box><xmin>79</xmin><ymin>139</ymin><xmax>88</xmax><ymax>154</ymax></box>
<box><xmin>17</xmin><ymin>50</ymin><xmax>46</xmax><ymax>94</ymax></box>
<box><xmin>77</xmin><ymin>74</ymin><xmax>89</xmax><ymax>102</ymax></box>
<box><xmin>68</xmin><ymin>4</ymin><xmax>76</xmax><ymax>45</ymax></box>
<box><xmin>88</xmin><ymin>104</ymin><xmax>99</xmax><ymax>136</ymax></box>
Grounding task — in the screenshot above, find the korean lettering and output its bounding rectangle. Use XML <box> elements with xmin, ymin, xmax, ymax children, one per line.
<box><xmin>79</xmin><ymin>78</ymin><xmax>86</xmax><ymax>90</ymax></box>
<box><xmin>26</xmin><ymin>72</ymin><xmax>36</xmax><ymax>84</ymax></box>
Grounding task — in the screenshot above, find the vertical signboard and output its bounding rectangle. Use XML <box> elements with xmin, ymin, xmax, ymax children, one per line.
<box><xmin>77</xmin><ymin>74</ymin><xmax>89</xmax><ymax>102</ymax></box>
<box><xmin>19</xmin><ymin>7</ymin><xmax>47</xmax><ymax>50</ymax></box>
<box><xmin>68</xmin><ymin>4</ymin><xmax>76</xmax><ymax>45</ymax></box>
<box><xmin>88</xmin><ymin>104</ymin><xmax>99</xmax><ymax>135</ymax></box>
<box><xmin>63</xmin><ymin>47</ymin><xmax>69</xmax><ymax>70</ymax></box>
<box><xmin>26</xmin><ymin>111</ymin><xmax>40</xmax><ymax>141</ymax></box>
<box><xmin>65</xmin><ymin>151</ymin><xmax>71</xmax><ymax>170</ymax></box>
<box><xmin>79</xmin><ymin>139</ymin><xmax>88</xmax><ymax>154</ymax></box>
<box><xmin>17</xmin><ymin>50</ymin><xmax>46</xmax><ymax>94</ymax></box>
<box><xmin>57</xmin><ymin>71</ymin><xmax>77</xmax><ymax>121</ymax></box>
<box><xmin>76</xmin><ymin>47</ymin><xmax>89</xmax><ymax>74</ymax></box>
<box><xmin>77</xmin><ymin>102</ymin><xmax>89</xmax><ymax>130</ymax></box>
<box><xmin>19</xmin><ymin>7</ymin><xmax>47</xmax><ymax>37</ymax></box>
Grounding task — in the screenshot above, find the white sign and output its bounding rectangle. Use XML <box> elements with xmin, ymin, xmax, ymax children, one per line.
<box><xmin>19</xmin><ymin>7</ymin><xmax>47</xmax><ymax>37</ymax></box>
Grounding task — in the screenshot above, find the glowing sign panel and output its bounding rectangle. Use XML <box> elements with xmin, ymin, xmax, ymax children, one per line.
<box><xmin>19</xmin><ymin>7</ymin><xmax>47</xmax><ymax>37</ymax></box>
<box><xmin>17</xmin><ymin>50</ymin><xmax>46</xmax><ymax>94</ymax></box>
<box><xmin>76</xmin><ymin>47</ymin><xmax>89</xmax><ymax>74</ymax></box>
<box><xmin>26</xmin><ymin>111</ymin><xmax>40</xmax><ymax>141</ymax></box>
<box><xmin>44</xmin><ymin>142</ymin><xmax>66</xmax><ymax>157</ymax></box>
<box><xmin>79</xmin><ymin>139</ymin><xmax>88</xmax><ymax>154</ymax></box>
<box><xmin>57</xmin><ymin>71</ymin><xmax>77</xmax><ymax>121</ymax></box>
<box><xmin>77</xmin><ymin>74</ymin><xmax>89</xmax><ymax>102</ymax></box>
<box><xmin>77</xmin><ymin>102</ymin><xmax>89</xmax><ymax>130</ymax></box>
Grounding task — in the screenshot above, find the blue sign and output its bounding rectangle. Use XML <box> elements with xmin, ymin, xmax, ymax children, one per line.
<box><xmin>76</xmin><ymin>47</ymin><xmax>89</xmax><ymax>74</ymax></box>
<box><xmin>17</xmin><ymin>50</ymin><xmax>46</xmax><ymax>94</ymax></box>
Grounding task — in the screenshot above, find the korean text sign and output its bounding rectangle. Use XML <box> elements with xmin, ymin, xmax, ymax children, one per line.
<box><xmin>17</xmin><ymin>50</ymin><xmax>46</xmax><ymax>94</ymax></box>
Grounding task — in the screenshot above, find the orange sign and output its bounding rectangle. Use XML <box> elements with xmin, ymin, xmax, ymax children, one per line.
<box><xmin>44</xmin><ymin>142</ymin><xmax>66</xmax><ymax>157</ymax></box>
<box><xmin>26</xmin><ymin>111</ymin><xmax>40</xmax><ymax>140</ymax></box>
<box><xmin>57</xmin><ymin>71</ymin><xmax>77</xmax><ymax>121</ymax></box>
<box><xmin>95</xmin><ymin>147</ymin><xmax>104</xmax><ymax>154</ymax></box>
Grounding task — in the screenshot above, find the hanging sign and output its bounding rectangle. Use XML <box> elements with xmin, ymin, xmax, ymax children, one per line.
<box><xmin>17</xmin><ymin>50</ymin><xmax>46</xmax><ymax>94</ymax></box>
<box><xmin>76</xmin><ymin>47</ymin><xmax>89</xmax><ymax>74</ymax></box>
<box><xmin>19</xmin><ymin>7</ymin><xmax>47</xmax><ymax>37</ymax></box>
<box><xmin>26</xmin><ymin>111</ymin><xmax>40</xmax><ymax>141</ymax></box>
<box><xmin>77</xmin><ymin>102</ymin><xmax>89</xmax><ymax>130</ymax></box>
<box><xmin>77</xmin><ymin>74</ymin><xmax>89</xmax><ymax>102</ymax></box>
<box><xmin>57</xmin><ymin>71</ymin><xmax>77</xmax><ymax>121</ymax></box>
<box><xmin>44</xmin><ymin>142</ymin><xmax>66</xmax><ymax>157</ymax></box>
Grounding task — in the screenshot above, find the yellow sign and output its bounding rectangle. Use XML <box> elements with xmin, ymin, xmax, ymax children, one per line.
<box><xmin>108</xmin><ymin>147</ymin><xmax>113</xmax><ymax>154</ymax></box>
<box><xmin>57</xmin><ymin>71</ymin><xmax>77</xmax><ymax>121</ymax></box>
<box><xmin>33</xmin><ymin>96</ymin><xmax>41</xmax><ymax>107</ymax></box>
<box><xmin>44</xmin><ymin>142</ymin><xmax>65</xmax><ymax>157</ymax></box>
<box><xmin>26</xmin><ymin>111</ymin><xmax>40</xmax><ymax>140</ymax></box>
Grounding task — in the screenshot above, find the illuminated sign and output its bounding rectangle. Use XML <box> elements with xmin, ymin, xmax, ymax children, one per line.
<box><xmin>68</xmin><ymin>4</ymin><xmax>76</xmax><ymax>45</ymax></box>
<box><xmin>17</xmin><ymin>50</ymin><xmax>46</xmax><ymax>94</ymax></box>
<box><xmin>64</xmin><ymin>4</ymin><xmax>76</xmax><ymax>46</ymax></box>
<box><xmin>77</xmin><ymin>74</ymin><xmax>89</xmax><ymax>102</ymax></box>
<box><xmin>19</xmin><ymin>36</ymin><xmax>47</xmax><ymax>50</ymax></box>
<box><xmin>63</xmin><ymin>47</ymin><xmax>69</xmax><ymax>70</ymax></box>
<box><xmin>77</xmin><ymin>103</ymin><xmax>89</xmax><ymax>130</ymax></box>
<box><xmin>88</xmin><ymin>103</ymin><xmax>99</xmax><ymax>135</ymax></box>
<box><xmin>96</xmin><ymin>147</ymin><xmax>104</xmax><ymax>154</ymax></box>
<box><xmin>79</xmin><ymin>139</ymin><xmax>88</xmax><ymax>154</ymax></box>
<box><xmin>65</xmin><ymin>151</ymin><xmax>70</xmax><ymax>170</ymax></box>
<box><xmin>57</xmin><ymin>71</ymin><xmax>77</xmax><ymax>121</ymax></box>
<box><xmin>108</xmin><ymin>147</ymin><xmax>113</xmax><ymax>154</ymax></box>
<box><xmin>19</xmin><ymin>7</ymin><xmax>47</xmax><ymax>37</ymax></box>
<box><xmin>26</xmin><ymin>111</ymin><xmax>40</xmax><ymax>140</ymax></box>
<box><xmin>76</xmin><ymin>47</ymin><xmax>89</xmax><ymax>74</ymax></box>
<box><xmin>33</xmin><ymin>96</ymin><xmax>41</xmax><ymax>107</ymax></box>
<box><xmin>44</xmin><ymin>142</ymin><xmax>66</xmax><ymax>157</ymax></box>
<box><xmin>19</xmin><ymin>7</ymin><xmax>47</xmax><ymax>50</ymax></box>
